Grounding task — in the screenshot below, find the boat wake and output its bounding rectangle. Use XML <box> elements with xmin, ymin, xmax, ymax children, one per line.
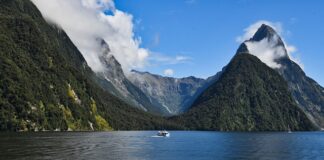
<box><xmin>151</xmin><ymin>135</ymin><xmax>167</xmax><ymax>138</ymax></box>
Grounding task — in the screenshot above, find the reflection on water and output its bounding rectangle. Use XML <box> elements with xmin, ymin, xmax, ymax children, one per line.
<box><xmin>1</xmin><ymin>131</ymin><xmax>324</xmax><ymax>160</ymax></box>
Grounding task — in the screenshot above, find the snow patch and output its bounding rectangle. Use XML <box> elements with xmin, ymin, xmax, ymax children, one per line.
<box><xmin>162</xmin><ymin>104</ymin><xmax>172</xmax><ymax>113</ymax></box>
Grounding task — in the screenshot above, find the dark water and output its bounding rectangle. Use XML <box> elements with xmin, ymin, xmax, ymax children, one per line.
<box><xmin>1</xmin><ymin>131</ymin><xmax>324</xmax><ymax>160</ymax></box>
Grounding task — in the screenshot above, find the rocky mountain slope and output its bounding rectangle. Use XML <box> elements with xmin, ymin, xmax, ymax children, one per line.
<box><xmin>94</xmin><ymin>39</ymin><xmax>165</xmax><ymax>115</ymax></box>
<box><xmin>96</xmin><ymin>46</ymin><xmax>221</xmax><ymax>116</ymax></box>
<box><xmin>128</xmin><ymin>70</ymin><xmax>217</xmax><ymax>115</ymax></box>
<box><xmin>0</xmin><ymin>0</ymin><xmax>179</xmax><ymax>131</ymax></box>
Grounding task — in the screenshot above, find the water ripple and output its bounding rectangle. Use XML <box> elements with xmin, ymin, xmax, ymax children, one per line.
<box><xmin>1</xmin><ymin>131</ymin><xmax>324</xmax><ymax>160</ymax></box>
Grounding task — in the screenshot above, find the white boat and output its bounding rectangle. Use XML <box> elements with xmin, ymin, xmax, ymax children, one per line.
<box><xmin>157</xmin><ymin>130</ymin><xmax>170</xmax><ymax>137</ymax></box>
<box><xmin>288</xmin><ymin>125</ymin><xmax>292</xmax><ymax>133</ymax></box>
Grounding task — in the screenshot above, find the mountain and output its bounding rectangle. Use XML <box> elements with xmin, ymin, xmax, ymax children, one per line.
<box><xmin>95</xmin><ymin>42</ymin><xmax>222</xmax><ymax>116</ymax></box>
<box><xmin>94</xmin><ymin>39</ymin><xmax>211</xmax><ymax>116</ymax></box>
<box><xmin>128</xmin><ymin>71</ymin><xmax>215</xmax><ymax>115</ymax></box>
<box><xmin>174</xmin><ymin>53</ymin><xmax>316</xmax><ymax>131</ymax></box>
<box><xmin>94</xmin><ymin>39</ymin><xmax>165</xmax><ymax>115</ymax></box>
<box><xmin>0</xmin><ymin>0</ymin><xmax>179</xmax><ymax>131</ymax></box>
<box><xmin>245</xmin><ymin>24</ymin><xmax>324</xmax><ymax>128</ymax></box>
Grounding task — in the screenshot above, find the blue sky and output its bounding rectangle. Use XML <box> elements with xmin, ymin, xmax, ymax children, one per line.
<box><xmin>115</xmin><ymin>0</ymin><xmax>324</xmax><ymax>85</ymax></box>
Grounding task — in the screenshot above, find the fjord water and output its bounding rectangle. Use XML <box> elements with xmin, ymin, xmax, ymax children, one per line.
<box><xmin>1</xmin><ymin>131</ymin><xmax>324</xmax><ymax>160</ymax></box>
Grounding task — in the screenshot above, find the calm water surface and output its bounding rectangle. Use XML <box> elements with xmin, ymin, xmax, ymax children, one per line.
<box><xmin>1</xmin><ymin>131</ymin><xmax>324</xmax><ymax>160</ymax></box>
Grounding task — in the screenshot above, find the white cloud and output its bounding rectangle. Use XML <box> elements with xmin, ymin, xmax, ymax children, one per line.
<box><xmin>164</xmin><ymin>69</ymin><xmax>174</xmax><ymax>76</ymax></box>
<box><xmin>238</xmin><ymin>20</ymin><xmax>304</xmax><ymax>69</ymax></box>
<box><xmin>175</xmin><ymin>56</ymin><xmax>190</xmax><ymax>61</ymax></box>
<box><xmin>245</xmin><ymin>35</ymin><xmax>286</xmax><ymax>69</ymax></box>
<box><xmin>81</xmin><ymin>0</ymin><xmax>115</xmax><ymax>10</ymax></box>
<box><xmin>149</xmin><ymin>53</ymin><xmax>192</xmax><ymax>65</ymax></box>
<box><xmin>31</xmin><ymin>0</ymin><xmax>149</xmax><ymax>72</ymax></box>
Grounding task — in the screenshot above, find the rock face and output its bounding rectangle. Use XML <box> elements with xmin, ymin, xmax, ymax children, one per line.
<box><xmin>0</xmin><ymin>0</ymin><xmax>178</xmax><ymax>131</ymax></box>
<box><xmin>128</xmin><ymin>71</ymin><xmax>214</xmax><ymax>115</ymax></box>
<box><xmin>174</xmin><ymin>53</ymin><xmax>316</xmax><ymax>131</ymax></box>
<box><xmin>95</xmin><ymin>39</ymin><xmax>164</xmax><ymax>114</ymax></box>
<box><xmin>245</xmin><ymin>24</ymin><xmax>324</xmax><ymax>128</ymax></box>
<box><xmin>277</xmin><ymin>58</ymin><xmax>324</xmax><ymax>128</ymax></box>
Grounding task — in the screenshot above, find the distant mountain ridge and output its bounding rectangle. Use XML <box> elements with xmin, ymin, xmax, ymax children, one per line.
<box><xmin>128</xmin><ymin>70</ymin><xmax>215</xmax><ymax>115</ymax></box>
<box><xmin>90</xmin><ymin>38</ymin><xmax>217</xmax><ymax>116</ymax></box>
<box><xmin>94</xmin><ymin>39</ymin><xmax>166</xmax><ymax>115</ymax></box>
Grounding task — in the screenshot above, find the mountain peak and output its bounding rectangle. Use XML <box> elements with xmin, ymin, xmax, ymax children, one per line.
<box><xmin>97</xmin><ymin>38</ymin><xmax>111</xmax><ymax>56</ymax></box>
<box><xmin>97</xmin><ymin>39</ymin><xmax>123</xmax><ymax>74</ymax></box>
<box><xmin>251</xmin><ymin>24</ymin><xmax>278</xmax><ymax>41</ymax></box>
<box><xmin>236</xmin><ymin>43</ymin><xmax>249</xmax><ymax>54</ymax></box>
<box><xmin>236</xmin><ymin>24</ymin><xmax>286</xmax><ymax>55</ymax></box>
<box><xmin>250</xmin><ymin>24</ymin><xmax>285</xmax><ymax>47</ymax></box>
